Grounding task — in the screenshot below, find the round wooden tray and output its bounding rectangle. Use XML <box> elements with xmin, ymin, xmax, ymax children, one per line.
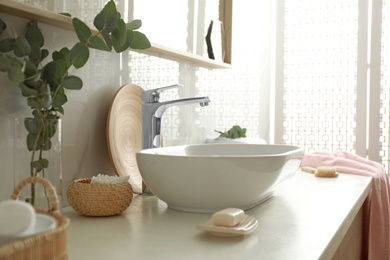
<box><xmin>106</xmin><ymin>84</ymin><xmax>143</xmax><ymax>193</ymax></box>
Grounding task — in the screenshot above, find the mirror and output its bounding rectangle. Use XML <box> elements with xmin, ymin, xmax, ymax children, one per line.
<box><xmin>11</xmin><ymin>0</ymin><xmax>232</xmax><ymax>65</ymax></box>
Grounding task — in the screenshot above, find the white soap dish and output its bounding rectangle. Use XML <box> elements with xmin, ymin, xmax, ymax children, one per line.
<box><xmin>197</xmin><ymin>215</ymin><xmax>258</xmax><ymax>237</ymax></box>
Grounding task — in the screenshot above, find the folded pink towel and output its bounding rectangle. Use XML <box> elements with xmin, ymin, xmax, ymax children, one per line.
<box><xmin>302</xmin><ymin>151</ymin><xmax>390</xmax><ymax>260</ymax></box>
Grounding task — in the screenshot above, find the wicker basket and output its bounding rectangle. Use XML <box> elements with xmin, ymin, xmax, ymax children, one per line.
<box><xmin>0</xmin><ymin>176</ymin><xmax>70</xmax><ymax>260</ymax></box>
<box><xmin>67</xmin><ymin>178</ymin><xmax>133</xmax><ymax>217</ymax></box>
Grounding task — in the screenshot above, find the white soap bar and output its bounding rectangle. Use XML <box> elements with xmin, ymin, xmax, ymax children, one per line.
<box><xmin>211</xmin><ymin>208</ymin><xmax>245</xmax><ymax>227</ymax></box>
<box><xmin>0</xmin><ymin>200</ymin><xmax>36</xmax><ymax>237</ymax></box>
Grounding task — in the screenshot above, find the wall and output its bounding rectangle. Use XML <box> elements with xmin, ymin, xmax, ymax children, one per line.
<box><xmin>0</xmin><ymin>1</ymin><xmax>272</xmax><ymax>205</ymax></box>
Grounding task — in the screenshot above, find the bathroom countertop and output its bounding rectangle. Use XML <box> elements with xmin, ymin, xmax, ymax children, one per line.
<box><xmin>63</xmin><ymin>170</ymin><xmax>372</xmax><ymax>259</ymax></box>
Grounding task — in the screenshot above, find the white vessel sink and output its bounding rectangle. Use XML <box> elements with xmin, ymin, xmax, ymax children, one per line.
<box><xmin>136</xmin><ymin>144</ymin><xmax>304</xmax><ymax>213</ymax></box>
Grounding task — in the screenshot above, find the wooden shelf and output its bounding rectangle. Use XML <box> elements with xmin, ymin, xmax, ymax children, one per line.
<box><xmin>0</xmin><ymin>0</ymin><xmax>231</xmax><ymax>69</ymax></box>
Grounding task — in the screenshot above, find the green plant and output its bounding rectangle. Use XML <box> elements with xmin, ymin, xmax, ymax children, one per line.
<box><xmin>0</xmin><ymin>0</ymin><xmax>150</xmax><ymax>205</ymax></box>
<box><xmin>215</xmin><ymin>125</ymin><xmax>247</xmax><ymax>139</ymax></box>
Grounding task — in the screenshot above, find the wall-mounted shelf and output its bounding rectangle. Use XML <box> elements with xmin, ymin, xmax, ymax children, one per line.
<box><xmin>0</xmin><ymin>0</ymin><xmax>231</xmax><ymax>69</ymax></box>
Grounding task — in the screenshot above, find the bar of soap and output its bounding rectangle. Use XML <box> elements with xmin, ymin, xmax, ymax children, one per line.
<box><xmin>0</xmin><ymin>200</ymin><xmax>36</xmax><ymax>237</ymax></box>
<box><xmin>315</xmin><ymin>166</ymin><xmax>338</xmax><ymax>178</ymax></box>
<box><xmin>211</xmin><ymin>208</ymin><xmax>245</xmax><ymax>227</ymax></box>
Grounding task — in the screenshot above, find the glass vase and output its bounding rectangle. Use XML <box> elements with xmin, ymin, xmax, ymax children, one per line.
<box><xmin>14</xmin><ymin>118</ymin><xmax>62</xmax><ymax>209</ymax></box>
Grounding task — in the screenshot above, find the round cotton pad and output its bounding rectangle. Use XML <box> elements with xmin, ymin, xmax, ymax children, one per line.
<box><xmin>0</xmin><ymin>200</ymin><xmax>36</xmax><ymax>237</ymax></box>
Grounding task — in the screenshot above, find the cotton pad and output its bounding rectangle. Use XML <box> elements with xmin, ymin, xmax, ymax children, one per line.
<box><xmin>0</xmin><ymin>200</ymin><xmax>36</xmax><ymax>237</ymax></box>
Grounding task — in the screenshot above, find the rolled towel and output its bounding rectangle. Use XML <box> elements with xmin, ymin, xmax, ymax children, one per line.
<box><xmin>0</xmin><ymin>200</ymin><xmax>36</xmax><ymax>237</ymax></box>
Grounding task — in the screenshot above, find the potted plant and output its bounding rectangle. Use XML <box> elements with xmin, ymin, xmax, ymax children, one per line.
<box><xmin>207</xmin><ymin>125</ymin><xmax>267</xmax><ymax>144</ymax></box>
<box><xmin>0</xmin><ymin>0</ymin><xmax>150</xmax><ymax>205</ymax></box>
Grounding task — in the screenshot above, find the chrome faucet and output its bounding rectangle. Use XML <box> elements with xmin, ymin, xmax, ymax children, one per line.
<box><xmin>141</xmin><ymin>84</ymin><xmax>210</xmax><ymax>149</ymax></box>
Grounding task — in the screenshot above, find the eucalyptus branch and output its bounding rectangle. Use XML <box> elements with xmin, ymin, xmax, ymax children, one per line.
<box><xmin>0</xmin><ymin>0</ymin><xmax>150</xmax><ymax>206</ymax></box>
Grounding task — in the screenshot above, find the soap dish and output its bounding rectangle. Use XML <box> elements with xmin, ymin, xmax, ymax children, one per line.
<box><xmin>197</xmin><ymin>215</ymin><xmax>258</xmax><ymax>237</ymax></box>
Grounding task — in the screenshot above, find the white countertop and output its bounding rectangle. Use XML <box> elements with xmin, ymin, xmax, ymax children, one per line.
<box><xmin>63</xmin><ymin>171</ymin><xmax>372</xmax><ymax>260</ymax></box>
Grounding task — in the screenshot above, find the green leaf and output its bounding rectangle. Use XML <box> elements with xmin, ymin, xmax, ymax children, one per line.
<box><xmin>68</xmin><ymin>42</ymin><xmax>89</xmax><ymax>68</ymax></box>
<box><xmin>129</xmin><ymin>31</ymin><xmax>151</xmax><ymax>49</ymax></box>
<box><xmin>27</xmin><ymin>96</ymin><xmax>42</xmax><ymax>110</ymax></box>
<box><xmin>113</xmin><ymin>30</ymin><xmax>132</xmax><ymax>53</ymax></box>
<box><xmin>0</xmin><ymin>38</ymin><xmax>15</xmax><ymax>52</ymax></box>
<box><xmin>41</xmin><ymin>49</ymin><xmax>49</xmax><ymax>61</ymax></box>
<box><xmin>56</xmin><ymin>106</ymin><xmax>64</xmax><ymax>115</ymax></box>
<box><xmin>45</xmin><ymin>119</ymin><xmax>58</xmax><ymax>139</ymax></box>
<box><xmin>25</xmin><ymin>21</ymin><xmax>44</xmax><ymax>48</ymax></box>
<box><xmin>42</xmin><ymin>61</ymin><xmax>62</xmax><ymax>88</ymax></box>
<box><xmin>8</xmin><ymin>64</ymin><xmax>25</xmax><ymax>83</ymax></box>
<box><xmin>0</xmin><ymin>19</ymin><xmax>7</xmax><ymax>35</ymax></box>
<box><xmin>72</xmin><ymin>18</ymin><xmax>92</xmax><ymax>44</ymax></box>
<box><xmin>93</xmin><ymin>0</ymin><xmax>119</xmax><ymax>32</ymax></box>
<box><xmin>214</xmin><ymin>125</ymin><xmax>247</xmax><ymax>139</ymax></box>
<box><xmin>28</xmin><ymin>43</ymin><xmax>42</xmax><ymax>65</ymax></box>
<box><xmin>54</xmin><ymin>47</ymin><xmax>70</xmax><ymax>65</ymax></box>
<box><xmin>112</xmin><ymin>19</ymin><xmax>127</xmax><ymax>49</ymax></box>
<box><xmin>52</xmin><ymin>90</ymin><xmax>67</xmax><ymax>108</ymax></box>
<box><xmin>100</xmin><ymin>30</ymin><xmax>113</xmax><ymax>50</ymax></box>
<box><xmin>25</xmin><ymin>118</ymin><xmax>40</xmax><ymax>134</ymax></box>
<box><xmin>88</xmin><ymin>35</ymin><xmax>110</xmax><ymax>51</ymax></box>
<box><xmin>62</xmin><ymin>75</ymin><xmax>83</xmax><ymax>90</ymax></box>
<box><xmin>32</xmin><ymin>159</ymin><xmax>49</xmax><ymax>172</ymax></box>
<box><xmin>26</xmin><ymin>133</ymin><xmax>38</xmax><ymax>151</ymax></box>
<box><xmin>23</xmin><ymin>60</ymin><xmax>38</xmax><ymax>78</ymax></box>
<box><xmin>19</xmin><ymin>83</ymin><xmax>39</xmax><ymax>97</ymax></box>
<box><xmin>126</xmin><ymin>20</ymin><xmax>142</xmax><ymax>30</ymax></box>
<box><xmin>60</xmin><ymin>13</ymin><xmax>72</xmax><ymax>17</ymax></box>
<box><xmin>13</xmin><ymin>36</ymin><xmax>31</xmax><ymax>57</ymax></box>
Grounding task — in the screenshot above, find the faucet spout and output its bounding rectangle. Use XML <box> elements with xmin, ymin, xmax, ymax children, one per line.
<box><xmin>142</xmin><ymin>95</ymin><xmax>210</xmax><ymax>149</ymax></box>
<box><xmin>154</xmin><ymin>97</ymin><xmax>210</xmax><ymax>118</ymax></box>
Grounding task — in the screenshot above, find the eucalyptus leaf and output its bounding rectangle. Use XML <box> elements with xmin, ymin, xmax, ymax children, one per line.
<box><xmin>69</xmin><ymin>42</ymin><xmax>89</xmax><ymax>68</ymax></box>
<box><xmin>19</xmin><ymin>83</ymin><xmax>39</xmax><ymax>97</ymax></box>
<box><xmin>0</xmin><ymin>19</ymin><xmax>6</xmax><ymax>34</ymax></box>
<box><xmin>28</xmin><ymin>43</ymin><xmax>42</xmax><ymax>65</ymax></box>
<box><xmin>25</xmin><ymin>118</ymin><xmax>40</xmax><ymax>134</ymax></box>
<box><xmin>52</xmin><ymin>91</ymin><xmax>68</xmax><ymax>108</ymax></box>
<box><xmin>23</xmin><ymin>60</ymin><xmax>38</xmax><ymax>78</ymax></box>
<box><xmin>52</xmin><ymin>50</ymin><xmax>65</xmax><ymax>61</ymax></box>
<box><xmin>56</xmin><ymin>106</ymin><xmax>64</xmax><ymax>115</ymax></box>
<box><xmin>129</xmin><ymin>31</ymin><xmax>151</xmax><ymax>49</ymax></box>
<box><xmin>88</xmin><ymin>35</ymin><xmax>110</xmax><ymax>51</ymax></box>
<box><xmin>126</xmin><ymin>20</ymin><xmax>142</xmax><ymax>30</ymax></box>
<box><xmin>60</xmin><ymin>13</ymin><xmax>72</xmax><ymax>17</ymax></box>
<box><xmin>41</xmin><ymin>49</ymin><xmax>49</xmax><ymax>61</ymax></box>
<box><xmin>27</xmin><ymin>96</ymin><xmax>43</xmax><ymax>110</ymax></box>
<box><xmin>26</xmin><ymin>133</ymin><xmax>38</xmax><ymax>151</ymax></box>
<box><xmin>113</xmin><ymin>30</ymin><xmax>132</xmax><ymax>53</ymax></box>
<box><xmin>73</xmin><ymin>18</ymin><xmax>92</xmax><ymax>44</ymax></box>
<box><xmin>0</xmin><ymin>38</ymin><xmax>15</xmax><ymax>52</ymax></box>
<box><xmin>112</xmin><ymin>19</ymin><xmax>127</xmax><ymax>48</ymax></box>
<box><xmin>93</xmin><ymin>0</ymin><xmax>118</xmax><ymax>33</ymax></box>
<box><xmin>0</xmin><ymin>55</ymin><xmax>13</xmax><ymax>71</ymax></box>
<box><xmin>13</xmin><ymin>36</ymin><xmax>31</xmax><ymax>57</ymax></box>
<box><xmin>100</xmin><ymin>30</ymin><xmax>113</xmax><ymax>50</ymax></box>
<box><xmin>62</xmin><ymin>75</ymin><xmax>83</xmax><ymax>90</ymax></box>
<box><xmin>25</xmin><ymin>21</ymin><xmax>44</xmax><ymax>48</ymax></box>
<box><xmin>32</xmin><ymin>159</ymin><xmax>49</xmax><ymax>172</ymax></box>
<box><xmin>45</xmin><ymin>119</ymin><xmax>58</xmax><ymax>139</ymax></box>
<box><xmin>8</xmin><ymin>63</ymin><xmax>25</xmax><ymax>83</ymax></box>
<box><xmin>42</xmin><ymin>61</ymin><xmax>62</xmax><ymax>88</ymax></box>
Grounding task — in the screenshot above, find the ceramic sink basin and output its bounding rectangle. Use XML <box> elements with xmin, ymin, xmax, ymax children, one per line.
<box><xmin>136</xmin><ymin>144</ymin><xmax>304</xmax><ymax>213</ymax></box>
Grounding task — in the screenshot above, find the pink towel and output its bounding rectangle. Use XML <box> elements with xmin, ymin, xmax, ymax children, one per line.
<box><xmin>302</xmin><ymin>151</ymin><xmax>390</xmax><ymax>260</ymax></box>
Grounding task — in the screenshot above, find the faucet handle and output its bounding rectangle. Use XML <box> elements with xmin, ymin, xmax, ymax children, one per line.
<box><xmin>142</xmin><ymin>84</ymin><xmax>183</xmax><ymax>103</ymax></box>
